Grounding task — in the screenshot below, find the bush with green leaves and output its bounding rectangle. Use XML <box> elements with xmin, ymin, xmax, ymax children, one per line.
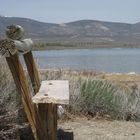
<box><xmin>79</xmin><ymin>80</ymin><xmax>120</xmax><ymax>116</ymax></box>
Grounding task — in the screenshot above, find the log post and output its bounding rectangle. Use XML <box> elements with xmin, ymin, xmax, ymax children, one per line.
<box><xmin>46</xmin><ymin>104</ymin><xmax>57</xmax><ymax>140</ymax></box>
<box><xmin>38</xmin><ymin>104</ymin><xmax>57</xmax><ymax>140</ymax></box>
<box><xmin>5</xmin><ymin>53</ymin><xmax>47</xmax><ymax>140</ymax></box>
<box><xmin>23</xmin><ymin>51</ymin><xmax>41</xmax><ymax>94</ymax></box>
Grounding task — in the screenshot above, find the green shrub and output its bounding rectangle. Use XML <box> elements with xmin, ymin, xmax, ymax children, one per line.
<box><xmin>77</xmin><ymin>79</ymin><xmax>130</xmax><ymax>119</ymax></box>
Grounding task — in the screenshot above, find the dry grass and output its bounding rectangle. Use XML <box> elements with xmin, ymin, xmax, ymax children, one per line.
<box><xmin>42</xmin><ymin>69</ymin><xmax>140</xmax><ymax>121</ymax></box>
<box><xmin>1</xmin><ymin>61</ymin><xmax>140</xmax><ymax>121</ymax></box>
<box><xmin>0</xmin><ymin>59</ymin><xmax>18</xmax><ymax>113</ymax></box>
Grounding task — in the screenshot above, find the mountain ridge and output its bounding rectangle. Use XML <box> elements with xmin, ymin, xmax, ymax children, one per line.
<box><xmin>0</xmin><ymin>16</ymin><xmax>140</xmax><ymax>48</ymax></box>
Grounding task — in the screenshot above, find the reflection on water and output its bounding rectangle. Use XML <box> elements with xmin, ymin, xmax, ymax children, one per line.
<box><xmin>32</xmin><ymin>48</ymin><xmax>140</xmax><ymax>73</ymax></box>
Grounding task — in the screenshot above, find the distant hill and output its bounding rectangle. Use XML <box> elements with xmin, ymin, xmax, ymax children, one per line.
<box><xmin>0</xmin><ymin>16</ymin><xmax>57</xmax><ymax>40</ymax></box>
<box><xmin>0</xmin><ymin>16</ymin><xmax>140</xmax><ymax>48</ymax></box>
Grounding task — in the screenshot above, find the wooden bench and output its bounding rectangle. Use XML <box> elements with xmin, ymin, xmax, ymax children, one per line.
<box><xmin>0</xmin><ymin>25</ymin><xmax>69</xmax><ymax>140</ymax></box>
<box><xmin>33</xmin><ymin>80</ymin><xmax>69</xmax><ymax>140</ymax></box>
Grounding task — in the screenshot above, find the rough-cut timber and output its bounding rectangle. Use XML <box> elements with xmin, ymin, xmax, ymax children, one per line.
<box><xmin>38</xmin><ymin>103</ymin><xmax>57</xmax><ymax>140</ymax></box>
<box><xmin>32</xmin><ymin>80</ymin><xmax>69</xmax><ymax>104</ymax></box>
<box><xmin>24</xmin><ymin>51</ymin><xmax>41</xmax><ymax>94</ymax></box>
<box><xmin>5</xmin><ymin>53</ymin><xmax>48</xmax><ymax>140</ymax></box>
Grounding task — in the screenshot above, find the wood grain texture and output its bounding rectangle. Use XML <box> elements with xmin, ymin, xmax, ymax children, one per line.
<box><xmin>46</xmin><ymin>104</ymin><xmax>57</xmax><ymax>140</ymax></box>
<box><xmin>0</xmin><ymin>39</ymin><xmax>17</xmax><ymax>57</ymax></box>
<box><xmin>23</xmin><ymin>51</ymin><xmax>59</xmax><ymax>140</ymax></box>
<box><xmin>6</xmin><ymin>53</ymin><xmax>47</xmax><ymax>140</ymax></box>
<box><xmin>23</xmin><ymin>51</ymin><xmax>40</xmax><ymax>94</ymax></box>
<box><xmin>32</xmin><ymin>80</ymin><xmax>69</xmax><ymax>104</ymax></box>
<box><xmin>38</xmin><ymin>103</ymin><xmax>57</xmax><ymax>140</ymax></box>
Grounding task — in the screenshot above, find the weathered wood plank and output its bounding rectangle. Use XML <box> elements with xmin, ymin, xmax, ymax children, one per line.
<box><xmin>46</xmin><ymin>104</ymin><xmax>57</xmax><ymax>140</ymax></box>
<box><xmin>6</xmin><ymin>53</ymin><xmax>48</xmax><ymax>140</ymax></box>
<box><xmin>32</xmin><ymin>80</ymin><xmax>69</xmax><ymax>104</ymax></box>
<box><xmin>38</xmin><ymin>104</ymin><xmax>57</xmax><ymax>140</ymax></box>
<box><xmin>24</xmin><ymin>51</ymin><xmax>40</xmax><ymax>94</ymax></box>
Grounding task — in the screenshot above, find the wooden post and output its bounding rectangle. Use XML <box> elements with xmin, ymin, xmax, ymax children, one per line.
<box><xmin>37</xmin><ymin>98</ymin><xmax>57</xmax><ymax>140</ymax></box>
<box><xmin>23</xmin><ymin>46</ymin><xmax>59</xmax><ymax>140</ymax></box>
<box><xmin>0</xmin><ymin>36</ymin><xmax>48</xmax><ymax>139</ymax></box>
<box><xmin>5</xmin><ymin>53</ymin><xmax>48</xmax><ymax>140</ymax></box>
<box><xmin>38</xmin><ymin>104</ymin><xmax>57</xmax><ymax>140</ymax></box>
<box><xmin>35</xmin><ymin>103</ymin><xmax>57</xmax><ymax>140</ymax></box>
<box><xmin>23</xmin><ymin>51</ymin><xmax>40</xmax><ymax>94</ymax></box>
<box><xmin>46</xmin><ymin>104</ymin><xmax>57</xmax><ymax>140</ymax></box>
<box><xmin>23</xmin><ymin>51</ymin><xmax>52</xmax><ymax>139</ymax></box>
<box><xmin>22</xmin><ymin>52</ymin><xmax>51</xmax><ymax>140</ymax></box>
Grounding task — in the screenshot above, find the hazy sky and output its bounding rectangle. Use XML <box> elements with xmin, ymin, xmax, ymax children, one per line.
<box><xmin>0</xmin><ymin>0</ymin><xmax>140</xmax><ymax>23</ymax></box>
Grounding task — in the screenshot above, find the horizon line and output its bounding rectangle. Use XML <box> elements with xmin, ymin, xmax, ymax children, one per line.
<box><xmin>0</xmin><ymin>15</ymin><xmax>139</xmax><ymax>24</ymax></box>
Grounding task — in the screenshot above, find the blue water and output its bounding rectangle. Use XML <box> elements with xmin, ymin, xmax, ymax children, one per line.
<box><xmin>32</xmin><ymin>48</ymin><xmax>140</xmax><ymax>73</ymax></box>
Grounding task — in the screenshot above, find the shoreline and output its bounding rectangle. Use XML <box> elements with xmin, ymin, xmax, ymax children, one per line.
<box><xmin>37</xmin><ymin>69</ymin><xmax>140</xmax><ymax>83</ymax></box>
<box><xmin>33</xmin><ymin>46</ymin><xmax>140</xmax><ymax>51</ymax></box>
<box><xmin>38</xmin><ymin>68</ymin><xmax>139</xmax><ymax>75</ymax></box>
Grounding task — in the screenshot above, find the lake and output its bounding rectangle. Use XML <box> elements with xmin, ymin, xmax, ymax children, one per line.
<box><xmin>32</xmin><ymin>48</ymin><xmax>140</xmax><ymax>73</ymax></box>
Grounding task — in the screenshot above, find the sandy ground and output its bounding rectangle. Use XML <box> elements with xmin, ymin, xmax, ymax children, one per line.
<box><xmin>59</xmin><ymin>118</ymin><xmax>140</xmax><ymax>140</ymax></box>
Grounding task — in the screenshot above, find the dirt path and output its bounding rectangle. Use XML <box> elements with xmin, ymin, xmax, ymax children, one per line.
<box><xmin>59</xmin><ymin>118</ymin><xmax>140</xmax><ymax>140</ymax></box>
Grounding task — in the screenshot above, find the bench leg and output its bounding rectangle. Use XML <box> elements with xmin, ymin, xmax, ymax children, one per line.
<box><xmin>38</xmin><ymin>103</ymin><xmax>57</xmax><ymax>140</ymax></box>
